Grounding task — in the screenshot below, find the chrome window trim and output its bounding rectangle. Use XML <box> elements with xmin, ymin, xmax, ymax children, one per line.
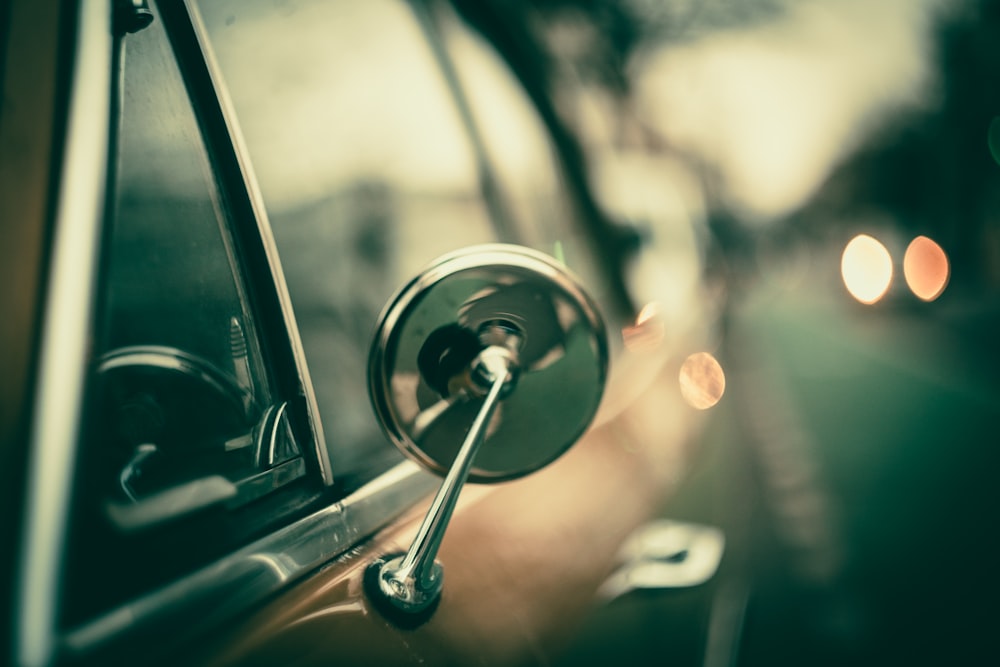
<box><xmin>15</xmin><ymin>1</ymin><xmax>113</xmax><ymax>665</ymax></box>
<box><xmin>186</xmin><ymin>0</ymin><xmax>332</xmax><ymax>485</ymax></box>
<box><xmin>159</xmin><ymin>0</ymin><xmax>333</xmax><ymax>485</ymax></box>
<box><xmin>60</xmin><ymin>460</ymin><xmax>438</xmax><ymax>660</ymax></box>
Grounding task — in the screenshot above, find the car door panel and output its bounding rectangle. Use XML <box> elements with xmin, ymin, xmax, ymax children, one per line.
<box><xmin>195</xmin><ymin>345</ymin><xmax>700</xmax><ymax>666</ymax></box>
<box><xmin>5</xmin><ymin>0</ymin><xmax>711</xmax><ymax>664</ymax></box>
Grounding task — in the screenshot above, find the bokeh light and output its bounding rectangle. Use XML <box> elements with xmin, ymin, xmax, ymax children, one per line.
<box><xmin>903</xmin><ymin>236</ymin><xmax>949</xmax><ymax>301</ymax></box>
<box><xmin>679</xmin><ymin>352</ymin><xmax>725</xmax><ymax>410</ymax></box>
<box><xmin>841</xmin><ymin>234</ymin><xmax>893</xmax><ymax>304</ymax></box>
<box><xmin>622</xmin><ymin>303</ymin><xmax>665</xmax><ymax>352</ymax></box>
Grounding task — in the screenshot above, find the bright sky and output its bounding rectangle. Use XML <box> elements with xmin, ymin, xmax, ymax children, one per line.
<box><xmin>632</xmin><ymin>0</ymin><xmax>956</xmax><ymax>222</ymax></box>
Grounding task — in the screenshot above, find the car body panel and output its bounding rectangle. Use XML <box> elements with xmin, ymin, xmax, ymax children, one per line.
<box><xmin>2</xmin><ymin>1</ymin><xmax>712</xmax><ymax>665</ymax></box>
<box><xmin>198</xmin><ymin>349</ymin><xmax>701</xmax><ymax>666</ymax></box>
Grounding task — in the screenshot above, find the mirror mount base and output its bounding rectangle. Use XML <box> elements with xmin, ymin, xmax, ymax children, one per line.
<box><xmin>364</xmin><ymin>553</ymin><xmax>441</xmax><ymax>627</ymax></box>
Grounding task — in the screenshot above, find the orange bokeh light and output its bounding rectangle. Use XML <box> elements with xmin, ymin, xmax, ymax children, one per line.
<box><xmin>679</xmin><ymin>352</ymin><xmax>725</xmax><ymax>410</ymax></box>
<box><xmin>841</xmin><ymin>234</ymin><xmax>893</xmax><ymax>304</ymax></box>
<box><xmin>903</xmin><ymin>236</ymin><xmax>949</xmax><ymax>302</ymax></box>
<box><xmin>623</xmin><ymin>303</ymin><xmax>665</xmax><ymax>352</ymax></box>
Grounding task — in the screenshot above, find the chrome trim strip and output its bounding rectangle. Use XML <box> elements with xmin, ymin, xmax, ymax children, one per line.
<box><xmin>231</xmin><ymin>456</ymin><xmax>306</xmax><ymax>508</ymax></box>
<box><xmin>15</xmin><ymin>1</ymin><xmax>113</xmax><ymax>665</ymax></box>
<box><xmin>178</xmin><ymin>0</ymin><xmax>333</xmax><ymax>486</ymax></box>
<box><xmin>61</xmin><ymin>461</ymin><xmax>438</xmax><ymax>659</ymax></box>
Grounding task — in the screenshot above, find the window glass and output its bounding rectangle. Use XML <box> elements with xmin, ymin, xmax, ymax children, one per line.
<box><xmin>65</xmin><ymin>10</ymin><xmax>304</xmax><ymax>623</ymax></box>
<box><xmin>436</xmin><ymin>8</ymin><xmax>618</xmax><ymax>322</ymax></box>
<box><xmin>93</xmin><ymin>11</ymin><xmax>301</xmax><ymax>506</ymax></box>
<box><xmin>196</xmin><ymin>0</ymin><xmax>498</xmax><ymax>482</ymax></box>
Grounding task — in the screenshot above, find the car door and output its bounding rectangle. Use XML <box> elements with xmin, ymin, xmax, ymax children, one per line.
<box><xmin>10</xmin><ymin>1</ymin><xmax>421</xmax><ymax>664</ymax></box>
<box><xmin>8</xmin><ymin>0</ymin><xmax>359</xmax><ymax>664</ymax></box>
<box><xmin>178</xmin><ymin>1</ymin><xmax>712</xmax><ymax>665</ymax></box>
<box><xmin>6</xmin><ymin>1</ymin><xmax>714</xmax><ymax>665</ymax></box>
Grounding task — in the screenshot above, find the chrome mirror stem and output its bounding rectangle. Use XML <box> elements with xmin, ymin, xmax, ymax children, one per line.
<box><xmin>364</xmin><ymin>245</ymin><xmax>608</xmax><ymax>623</ymax></box>
<box><xmin>372</xmin><ymin>348</ymin><xmax>514</xmax><ymax>615</ymax></box>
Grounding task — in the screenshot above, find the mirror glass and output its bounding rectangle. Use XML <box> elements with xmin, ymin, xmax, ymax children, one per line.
<box><xmin>369</xmin><ymin>244</ymin><xmax>608</xmax><ymax>482</ymax></box>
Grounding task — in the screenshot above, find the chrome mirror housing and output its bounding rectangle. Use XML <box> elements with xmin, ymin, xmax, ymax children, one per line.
<box><xmin>365</xmin><ymin>244</ymin><xmax>608</xmax><ymax>620</ymax></box>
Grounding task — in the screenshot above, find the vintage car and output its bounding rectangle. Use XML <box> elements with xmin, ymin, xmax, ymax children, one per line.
<box><xmin>1</xmin><ymin>0</ymin><xmax>715</xmax><ymax>665</ymax></box>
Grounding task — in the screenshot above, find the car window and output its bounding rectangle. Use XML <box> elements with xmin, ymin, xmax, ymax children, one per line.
<box><xmin>98</xmin><ymin>12</ymin><xmax>291</xmax><ymax>494</ymax></box>
<box><xmin>430</xmin><ymin>2</ymin><xmax>633</xmax><ymax>336</ymax></box>
<box><xmin>437</xmin><ymin>10</ymin><xmax>598</xmax><ymax>285</ymax></box>
<box><xmin>63</xmin><ymin>9</ymin><xmax>311</xmax><ymax>625</ymax></box>
<box><xmin>195</xmin><ymin>0</ymin><xmax>502</xmax><ymax>486</ymax></box>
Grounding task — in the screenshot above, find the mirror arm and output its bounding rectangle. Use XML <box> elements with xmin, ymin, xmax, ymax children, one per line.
<box><xmin>369</xmin><ymin>347</ymin><xmax>513</xmax><ymax>616</ymax></box>
<box><xmin>364</xmin><ymin>245</ymin><xmax>608</xmax><ymax>624</ymax></box>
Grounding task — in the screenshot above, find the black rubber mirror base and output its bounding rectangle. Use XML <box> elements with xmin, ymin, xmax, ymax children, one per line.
<box><xmin>363</xmin><ymin>553</ymin><xmax>441</xmax><ymax>629</ymax></box>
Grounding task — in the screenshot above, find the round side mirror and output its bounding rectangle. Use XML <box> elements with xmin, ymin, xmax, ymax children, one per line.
<box><xmin>365</xmin><ymin>244</ymin><xmax>609</xmax><ymax>619</ymax></box>
<box><xmin>368</xmin><ymin>244</ymin><xmax>608</xmax><ymax>482</ymax></box>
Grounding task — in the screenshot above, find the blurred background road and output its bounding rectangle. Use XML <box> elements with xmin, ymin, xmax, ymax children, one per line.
<box><xmin>733</xmin><ymin>266</ymin><xmax>999</xmax><ymax>667</ymax></box>
<box><xmin>523</xmin><ymin>2</ymin><xmax>1000</xmax><ymax>663</ymax></box>
<box><xmin>557</xmin><ymin>246</ymin><xmax>1000</xmax><ymax>666</ymax></box>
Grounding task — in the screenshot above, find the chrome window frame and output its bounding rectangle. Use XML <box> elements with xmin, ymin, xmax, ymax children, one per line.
<box><xmin>11</xmin><ymin>1</ymin><xmax>439</xmax><ymax>664</ymax></box>
<box><xmin>155</xmin><ymin>0</ymin><xmax>332</xmax><ymax>485</ymax></box>
<box><xmin>15</xmin><ymin>1</ymin><xmax>114</xmax><ymax>664</ymax></box>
